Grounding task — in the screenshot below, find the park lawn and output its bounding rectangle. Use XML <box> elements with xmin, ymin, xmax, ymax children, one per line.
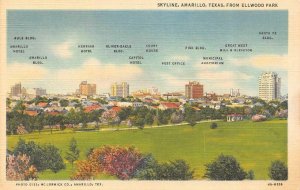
<box><xmin>7</xmin><ymin>119</ymin><xmax>287</xmax><ymax>180</ymax></box>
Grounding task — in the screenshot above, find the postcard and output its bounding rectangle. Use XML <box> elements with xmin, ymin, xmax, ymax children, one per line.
<box><xmin>0</xmin><ymin>0</ymin><xmax>300</xmax><ymax>190</ymax></box>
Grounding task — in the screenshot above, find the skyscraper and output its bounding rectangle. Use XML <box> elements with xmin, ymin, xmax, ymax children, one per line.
<box><xmin>111</xmin><ymin>82</ymin><xmax>129</xmax><ymax>98</ymax></box>
<box><xmin>34</xmin><ymin>88</ymin><xmax>47</xmax><ymax>96</ymax></box>
<box><xmin>79</xmin><ymin>81</ymin><xmax>96</xmax><ymax>96</ymax></box>
<box><xmin>259</xmin><ymin>72</ymin><xmax>281</xmax><ymax>101</ymax></box>
<box><xmin>185</xmin><ymin>81</ymin><xmax>204</xmax><ymax>99</ymax></box>
<box><xmin>10</xmin><ymin>83</ymin><xmax>22</xmax><ymax>97</ymax></box>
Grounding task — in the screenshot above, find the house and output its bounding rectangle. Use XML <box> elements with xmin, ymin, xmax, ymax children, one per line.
<box><xmin>37</xmin><ymin>102</ymin><xmax>48</xmax><ymax>108</ymax></box>
<box><xmin>45</xmin><ymin>110</ymin><xmax>61</xmax><ymax>116</ymax></box>
<box><xmin>24</xmin><ymin>110</ymin><xmax>39</xmax><ymax>116</ymax></box>
<box><xmin>111</xmin><ymin>106</ymin><xmax>122</xmax><ymax>113</ymax></box>
<box><xmin>158</xmin><ymin>102</ymin><xmax>180</xmax><ymax>110</ymax></box>
<box><xmin>84</xmin><ymin>104</ymin><xmax>103</xmax><ymax>113</ymax></box>
<box><xmin>132</xmin><ymin>102</ymin><xmax>143</xmax><ymax>108</ymax></box>
<box><xmin>227</xmin><ymin>114</ymin><xmax>243</xmax><ymax>122</ymax></box>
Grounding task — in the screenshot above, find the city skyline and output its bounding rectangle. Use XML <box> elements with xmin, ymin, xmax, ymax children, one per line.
<box><xmin>8</xmin><ymin>74</ymin><xmax>286</xmax><ymax>99</ymax></box>
<box><xmin>7</xmin><ymin>11</ymin><xmax>288</xmax><ymax>95</ymax></box>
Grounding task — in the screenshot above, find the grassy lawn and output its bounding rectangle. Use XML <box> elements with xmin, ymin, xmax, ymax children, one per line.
<box><xmin>7</xmin><ymin>119</ymin><xmax>287</xmax><ymax>180</ymax></box>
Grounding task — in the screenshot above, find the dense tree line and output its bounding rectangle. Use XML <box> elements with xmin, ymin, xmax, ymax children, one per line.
<box><xmin>6</xmin><ymin>99</ymin><xmax>288</xmax><ymax>135</ymax></box>
<box><xmin>6</xmin><ymin>109</ymin><xmax>104</xmax><ymax>135</ymax></box>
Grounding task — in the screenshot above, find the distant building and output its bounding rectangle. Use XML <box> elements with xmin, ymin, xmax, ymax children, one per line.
<box><xmin>25</xmin><ymin>88</ymin><xmax>45</xmax><ymax>98</ymax></box>
<box><xmin>111</xmin><ymin>82</ymin><xmax>129</xmax><ymax>98</ymax></box>
<box><xmin>227</xmin><ymin>114</ymin><xmax>243</xmax><ymax>122</ymax></box>
<box><xmin>159</xmin><ymin>102</ymin><xmax>180</xmax><ymax>110</ymax></box>
<box><xmin>230</xmin><ymin>89</ymin><xmax>240</xmax><ymax>97</ymax></box>
<box><xmin>34</xmin><ymin>88</ymin><xmax>47</xmax><ymax>96</ymax></box>
<box><xmin>11</xmin><ymin>83</ymin><xmax>22</xmax><ymax>97</ymax></box>
<box><xmin>205</xmin><ymin>92</ymin><xmax>218</xmax><ymax>101</ymax></box>
<box><xmin>185</xmin><ymin>81</ymin><xmax>204</xmax><ymax>99</ymax></box>
<box><xmin>259</xmin><ymin>72</ymin><xmax>281</xmax><ymax>101</ymax></box>
<box><xmin>162</xmin><ymin>92</ymin><xmax>184</xmax><ymax>100</ymax></box>
<box><xmin>147</xmin><ymin>87</ymin><xmax>159</xmax><ymax>95</ymax></box>
<box><xmin>79</xmin><ymin>81</ymin><xmax>96</xmax><ymax>96</ymax></box>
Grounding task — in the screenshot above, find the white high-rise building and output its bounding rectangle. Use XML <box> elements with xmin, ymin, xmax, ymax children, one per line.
<box><xmin>259</xmin><ymin>72</ymin><xmax>281</xmax><ymax>101</ymax></box>
<box><xmin>147</xmin><ymin>87</ymin><xmax>159</xmax><ymax>95</ymax></box>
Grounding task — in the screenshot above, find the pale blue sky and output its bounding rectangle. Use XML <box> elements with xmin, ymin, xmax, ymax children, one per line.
<box><xmin>7</xmin><ymin>11</ymin><xmax>288</xmax><ymax>95</ymax></box>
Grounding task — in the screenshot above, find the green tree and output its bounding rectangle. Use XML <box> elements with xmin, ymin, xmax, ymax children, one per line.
<box><xmin>204</xmin><ymin>154</ymin><xmax>247</xmax><ymax>180</ymax></box>
<box><xmin>6</xmin><ymin>98</ymin><xmax>12</xmax><ymax>108</ymax></box>
<box><xmin>186</xmin><ymin>114</ymin><xmax>197</xmax><ymax>127</ymax></box>
<box><xmin>42</xmin><ymin>144</ymin><xmax>66</xmax><ymax>173</ymax></box>
<box><xmin>59</xmin><ymin>99</ymin><xmax>69</xmax><ymax>107</ymax></box>
<box><xmin>6</xmin><ymin>112</ymin><xmax>19</xmax><ymax>135</ymax></box>
<box><xmin>13</xmin><ymin>139</ymin><xmax>65</xmax><ymax>173</ymax></box>
<box><xmin>156</xmin><ymin>160</ymin><xmax>194</xmax><ymax>180</ymax></box>
<box><xmin>65</xmin><ymin>138</ymin><xmax>80</xmax><ymax>169</ymax></box>
<box><xmin>268</xmin><ymin>160</ymin><xmax>288</xmax><ymax>180</ymax></box>
<box><xmin>36</xmin><ymin>114</ymin><xmax>45</xmax><ymax>133</ymax></box>
<box><xmin>145</xmin><ymin>112</ymin><xmax>154</xmax><ymax>126</ymax></box>
<box><xmin>67</xmin><ymin>108</ymin><xmax>79</xmax><ymax>128</ymax></box>
<box><xmin>157</xmin><ymin>110</ymin><xmax>169</xmax><ymax>125</ymax></box>
<box><xmin>13</xmin><ymin>101</ymin><xmax>26</xmax><ymax>114</ymax></box>
<box><xmin>170</xmin><ymin>111</ymin><xmax>184</xmax><ymax>124</ymax></box>
<box><xmin>90</xmin><ymin>110</ymin><xmax>102</xmax><ymax>130</ymax></box>
<box><xmin>279</xmin><ymin>100</ymin><xmax>288</xmax><ymax>110</ymax></box>
<box><xmin>45</xmin><ymin>114</ymin><xmax>59</xmax><ymax>134</ymax></box>
<box><xmin>134</xmin><ymin>155</ymin><xmax>194</xmax><ymax>180</ymax></box>
<box><xmin>134</xmin><ymin>154</ymin><xmax>159</xmax><ymax>180</ymax></box>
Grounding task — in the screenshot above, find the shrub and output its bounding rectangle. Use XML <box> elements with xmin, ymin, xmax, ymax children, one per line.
<box><xmin>210</xmin><ymin>122</ymin><xmax>218</xmax><ymax>129</ymax></box>
<box><xmin>71</xmin><ymin>160</ymin><xmax>97</xmax><ymax>180</ymax></box>
<box><xmin>204</xmin><ymin>154</ymin><xmax>247</xmax><ymax>180</ymax></box>
<box><xmin>246</xmin><ymin>170</ymin><xmax>255</xmax><ymax>180</ymax></box>
<box><xmin>156</xmin><ymin>160</ymin><xmax>194</xmax><ymax>180</ymax></box>
<box><xmin>269</xmin><ymin>160</ymin><xmax>288</xmax><ymax>180</ymax></box>
<box><xmin>251</xmin><ymin>114</ymin><xmax>267</xmax><ymax>122</ymax></box>
<box><xmin>73</xmin><ymin>146</ymin><xmax>142</xmax><ymax>180</ymax></box>
<box><xmin>133</xmin><ymin>154</ymin><xmax>159</xmax><ymax>180</ymax></box>
<box><xmin>134</xmin><ymin>156</ymin><xmax>194</xmax><ymax>180</ymax></box>
<box><xmin>6</xmin><ymin>154</ymin><xmax>38</xmax><ymax>180</ymax></box>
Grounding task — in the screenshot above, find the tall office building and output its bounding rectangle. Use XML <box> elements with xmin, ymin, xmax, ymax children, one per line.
<box><xmin>259</xmin><ymin>72</ymin><xmax>281</xmax><ymax>101</ymax></box>
<box><xmin>111</xmin><ymin>82</ymin><xmax>129</xmax><ymax>98</ymax></box>
<box><xmin>34</xmin><ymin>88</ymin><xmax>47</xmax><ymax>96</ymax></box>
<box><xmin>185</xmin><ymin>81</ymin><xmax>204</xmax><ymax>99</ymax></box>
<box><xmin>11</xmin><ymin>83</ymin><xmax>22</xmax><ymax>97</ymax></box>
<box><xmin>79</xmin><ymin>81</ymin><xmax>96</xmax><ymax>96</ymax></box>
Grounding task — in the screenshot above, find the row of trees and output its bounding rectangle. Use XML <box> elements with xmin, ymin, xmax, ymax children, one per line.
<box><xmin>70</xmin><ymin>143</ymin><xmax>287</xmax><ymax>181</ymax></box>
<box><xmin>71</xmin><ymin>145</ymin><xmax>194</xmax><ymax>180</ymax></box>
<box><xmin>6</xmin><ymin>108</ymin><xmax>104</xmax><ymax>135</ymax></box>
<box><xmin>7</xmin><ymin>98</ymin><xmax>288</xmax><ymax>135</ymax></box>
<box><xmin>7</xmin><ymin>139</ymin><xmax>287</xmax><ymax>181</ymax></box>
